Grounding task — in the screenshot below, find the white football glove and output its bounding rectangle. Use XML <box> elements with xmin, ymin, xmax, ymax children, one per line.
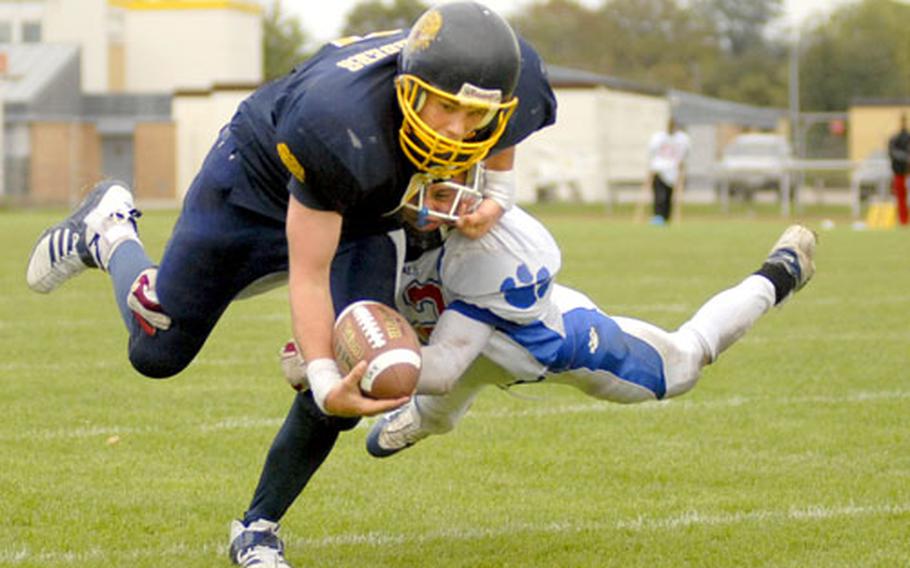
<box><xmin>127</xmin><ymin>267</ymin><xmax>172</xmax><ymax>334</ymax></box>
<box><xmin>280</xmin><ymin>340</ymin><xmax>309</xmax><ymax>392</ymax></box>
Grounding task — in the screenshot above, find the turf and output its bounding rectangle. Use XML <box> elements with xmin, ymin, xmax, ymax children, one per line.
<box><xmin>1</xmin><ymin>204</ymin><xmax>908</xmax><ymax>567</ymax></box>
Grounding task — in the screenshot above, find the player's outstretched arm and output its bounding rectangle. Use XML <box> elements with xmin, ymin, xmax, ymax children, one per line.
<box><xmin>456</xmin><ymin>147</ymin><xmax>515</xmax><ymax>239</ymax></box>
<box><xmin>418</xmin><ymin>309</ymin><xmax>495</xmax><ymax>395</ymax></box>
<box><xmin>456</xmin><ymin>198</ymin><xmax>504</xmax><ymax>239</ymax></box>
<box><xmin>287</xmin><ymin>198</ymin><xmax>407</xmax><ymax>416</ymax></box>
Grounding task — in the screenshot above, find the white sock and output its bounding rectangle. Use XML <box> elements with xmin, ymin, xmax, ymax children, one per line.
<box><xmin>679</xmin><ymin>275</ymin><xmax>775</xmax><ymax>363</ymax></box>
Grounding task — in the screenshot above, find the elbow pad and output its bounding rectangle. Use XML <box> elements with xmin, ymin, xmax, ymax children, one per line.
<box><xmin>482</xmin><ymin>168</ymin><xmax>516</xmax><ymax>211</ymax></box>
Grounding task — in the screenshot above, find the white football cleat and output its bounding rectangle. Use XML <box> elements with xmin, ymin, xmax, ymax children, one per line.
<box><xmin>229</xmin><ymin>519</ymin><xmax>293</xmax><ymax>568</ymax></box>
<box><xmin>366</xmin><ymin>400</ymin><xmax>429</xmax><ymax>458</ymax></box>
<box><xmin>26</xmin><ymin>180</ymin><xmax>140</xmax><ymax>293</ymax></box>
<box><xmin>765</xmin><ymin>224</ymin><xmax>817</xmax><ymax>297</ymax></box>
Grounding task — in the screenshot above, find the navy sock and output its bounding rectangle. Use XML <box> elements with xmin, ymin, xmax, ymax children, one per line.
<box><xmin>108</xmin><ymin>240</ymin><xmax>154</xmax><ymax>328</ymax></box>
<box><xmin>754</xmin><ymin>262</ymin><xmax>795</xmax><ymax>305</ymax></box>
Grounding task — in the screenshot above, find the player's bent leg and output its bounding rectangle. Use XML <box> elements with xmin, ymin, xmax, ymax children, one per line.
<box><xmin>126</xmin><ymin>182</ymin><xmax>289</xmax><ymax>378</ymax></box>
<box><xmin>228</xmin><ymin>519</ymin><xmax>293</xmax><ymax>568</ymax></box>
<box><xmin>680</xmin><ymin>224</ymin><xmax>817</xmax><ymax>364</ymax></box>
<box><xmin>239</xmin><ymin>229</ymin><xmax>396</xmax><ymax>544</ymax></box>
<box><xmin>26</xmin><ymin>180</ymin><xmax>141</xmax><ymax>293</ymax></box>
<box><xmin>243</xmin><ymin>392</ymin><xmax>358</xmax><ymax>524</ymax></box>
<box><xmin>551</xmin><ymin>314</ymin><xmax>705</xmax><ymax>402</ymax></box>
<box><xmin>678</xmin><ymin>275</ymin><xmax>775</xmax><ymax>364</ymax></box>
<box><xmin>122</xmin><ymin>256</ymin><xmax>240</xmax><ymax>379</ymax></box>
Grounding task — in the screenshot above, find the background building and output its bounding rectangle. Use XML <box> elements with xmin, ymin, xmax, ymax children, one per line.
<box><xmin>848</xmin><ymin>98</ymin><xmax>910</xmax><ymax>163</ymax></box>
<box><xmin>0</xmin><ymin>0</ymin><xmax>260</xmax><ymax>205</ymax></box>
<box><xmin>0</xmin><ymin>1</ymin><xmax>905</xmax><ymax>211</ymax></box>
<box><xmin>514</xmin><ymin>66</ymin><xmax>785</xmax><ymax>207</ymax></box>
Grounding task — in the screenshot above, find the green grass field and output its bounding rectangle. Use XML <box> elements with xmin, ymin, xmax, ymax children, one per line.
<box><xmin>2</xmin><ymin>204</ymin><xmax>908</xmax><ymax>567</ymax></box>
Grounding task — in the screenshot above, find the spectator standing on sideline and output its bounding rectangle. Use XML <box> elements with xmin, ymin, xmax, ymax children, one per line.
<box><xmin>888</xmin><ymin>114</ymin><xmax>910</xmax><ymax>226</ymax></box>
<box><xmin>645</xmin><ymin>119</ymin><xmax>690</xmax><ymax>225</ymax></box>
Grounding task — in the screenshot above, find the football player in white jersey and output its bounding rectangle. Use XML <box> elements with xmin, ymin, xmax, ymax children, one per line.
<box><xmin>282</xmin><ymin>168</ymin><xmax>817</xmax><ymax>457</ymax></box>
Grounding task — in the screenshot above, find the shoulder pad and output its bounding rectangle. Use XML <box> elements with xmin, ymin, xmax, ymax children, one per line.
<box><xmin>441</xmin><ymin>207</ymin><xmax>561</xmax><ymax>301</ymax></box>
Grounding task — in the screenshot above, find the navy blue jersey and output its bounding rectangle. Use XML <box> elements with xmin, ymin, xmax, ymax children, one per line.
<box><xmin>226</xmin><ymin>30</ymin><xmax>556</xmax><ymax>239</ymax></box>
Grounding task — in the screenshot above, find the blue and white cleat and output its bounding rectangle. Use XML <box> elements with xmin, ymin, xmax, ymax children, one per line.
<box><xmin>229</xmin><ymin>519</ymin><xmax>293</xmax><ymax>568</ymax></box>
<box><xmin>765</xmin><ymin>224</ymin><xmax>817</xmax><ymax>297</ymax></box>
<box><xmin>26</xmin><ymin>180</ymin><xmax>140</xmax><ymax>293</ymax></box>
<box><xmin>366</xmin><ymin>400</ymin><xmax>429</xmax><ymax>458</ymax></box>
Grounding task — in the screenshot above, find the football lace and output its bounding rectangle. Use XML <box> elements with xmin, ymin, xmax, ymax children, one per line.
<box><xmin>353</xmin><ymin>305</ymin><xmax>387</xmax><ymax>349</ymax></box>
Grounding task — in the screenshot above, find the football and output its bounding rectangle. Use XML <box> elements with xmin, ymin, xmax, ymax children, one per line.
<box><xmin>333</xmin><ymin>300</ymin><xmax>421</xmax><ymax>399</ymax></box>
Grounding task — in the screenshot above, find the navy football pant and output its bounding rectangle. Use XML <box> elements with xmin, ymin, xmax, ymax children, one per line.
<box><xmin>652</xmin><ymin>176</ymin><xmax>674</xmax><ymax>221</ymax></box>
<box><xmin>105</xmin><ymin>130</ymin><xmax>398</xmax><ymax>525</ymax></box>
<box><xmin>241</xmin><ymin>233</ymin><xmax>397</xmax><ymax>523</ymax></box>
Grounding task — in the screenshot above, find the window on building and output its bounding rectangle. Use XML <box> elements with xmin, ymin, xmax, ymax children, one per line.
<box><xmin>0</xmin><ymin>22</ymin><xmax>12</xmax><ymax>43</ymax></box>
<box><xmin>22</xmin><ymin>21</ymin><xmax>41</xmax><ymax>43</ymax></box>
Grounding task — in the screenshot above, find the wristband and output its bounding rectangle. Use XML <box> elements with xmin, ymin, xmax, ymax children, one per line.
<box><xmin>482</xmin><ymin>168</ymin><xmax>516</xmax><ymax>211</ymax></box>
<box><xmin>306</xmin><ymin>358</ymin><xmax>342</xmax><ymax>414</ymax></box>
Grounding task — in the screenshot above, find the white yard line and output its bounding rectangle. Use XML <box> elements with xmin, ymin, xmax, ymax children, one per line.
<box><xmin>0</xmin><ymin>356</ymin><xmax>266</xmax><ymax>373</ymax></box>
<box><xmin>293</xmin><ymin>502</ymin><xmax>910</xmax><ymax>547</ymax></box>
<box><xmin>475</xmin><ymin>389</ymin><xmax>910</xmax><ymax>418</ymax></box>
<box><xmin>3</xmin><ymin>389</ymin><xmax>908</xmax><ymax>442</ymax></box>
<box><xmin>1</xmin><ymin>502</ymin><xmax>907</xmax><ymax>563</ymax></box>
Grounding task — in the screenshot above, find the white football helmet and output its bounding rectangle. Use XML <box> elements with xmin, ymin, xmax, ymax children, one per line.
<box><xmin>399</xmin><ymin>164</ymin><xmax>484</xmax><ymax>228</ymax></box>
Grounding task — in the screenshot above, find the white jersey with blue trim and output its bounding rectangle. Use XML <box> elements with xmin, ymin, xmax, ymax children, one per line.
<box><xmin>400</xmin><ymin>208</ymin><xmax>554</xmax><ymax>310</ymax></box>
<box><xmin>399</xmin><ymin>207</ymin><xmax>557</xmax><ymax>316</ymax></box>
<box><xmin>398</xmin><ymin>206</ymin><xmax>677</xmax><ymax>401</ymax></box>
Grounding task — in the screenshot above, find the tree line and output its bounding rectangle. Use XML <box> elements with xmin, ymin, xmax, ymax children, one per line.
<box><xmin>264</xmin><ymin>0</ymin><xmax>910</xmax><ymax>112</ymax></box>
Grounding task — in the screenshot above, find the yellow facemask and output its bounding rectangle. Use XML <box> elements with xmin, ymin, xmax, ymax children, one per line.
<box><xmin>396</xmin><ymin>74</ymin><xmax>518</xmax><ymax>177</ymax></box>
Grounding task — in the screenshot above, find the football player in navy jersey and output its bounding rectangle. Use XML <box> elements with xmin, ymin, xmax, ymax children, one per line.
<box><xmin>25</xmin><ymin>2</ymin><xmax>556</xmax><ymax>566</ymax></box>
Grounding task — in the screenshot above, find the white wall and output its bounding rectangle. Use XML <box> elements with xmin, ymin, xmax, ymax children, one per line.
<box><xmin>43</xmin><ymin>0</ymin><xmax>111</xmax><ymax>93</ymax></box>
<box><xmin>0</xmin><ymin>81</ymin><xmax>5</xmax><ymax>196</ymax></box>
<box><xmin>514</xmin><ymin>87</ymin><xmax>668</xmax><ymax>204</ymax></box>
<box><xmin>599</xmin><ymin>90</ymin><xmax>668</xmax><ymax>183</ymax></box>
<box><xmin>125</xmin><ymin>8</ymin><xmax>261</xmax><ymax>93</ymax></box>
<box><xmin>42</xmin><ymin>1</ymin><xmax>262</xmax><ymax>94</ymax></box>
<box><xmin>173</xmin><ymin>87</ymin><xmax>251</xmax><ymax>199</ymax></box>
<box><xmin>0</xmin><ymin>1</ymin><xmax>44</xmax><ymax>41</ymax></box>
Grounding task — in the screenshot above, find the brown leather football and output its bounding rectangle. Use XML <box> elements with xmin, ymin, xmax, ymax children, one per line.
<box><xmin>333</xmin><ymin>300</ymin><xmax>421</xmax><ymax>399</ymax></box>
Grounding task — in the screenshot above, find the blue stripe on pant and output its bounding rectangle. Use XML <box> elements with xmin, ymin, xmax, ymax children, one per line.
<box><xmin>448</xmin><ymin>301</ymin><xmax>667</xmax><ymax>399</ymax></box>
<box><xmin>560</xmin><ymin>308</ymin><xmax>667</xmax><ymax>399</ymax></box>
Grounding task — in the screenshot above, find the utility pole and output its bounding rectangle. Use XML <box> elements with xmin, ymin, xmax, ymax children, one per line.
<box><xmin>788</xmin><ymin>29</ymin><xmax>801</xmax><ymax>159</ymax></box>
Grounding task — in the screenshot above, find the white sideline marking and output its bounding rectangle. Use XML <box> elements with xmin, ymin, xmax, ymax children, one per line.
<box><xmin>475</xmin><ymin>389</ymin><xmax>910</xmax><ymax>419</ymax></box>
<box><xmin>2</xmin><ymin>390</ymin><xmax>907</xmax><ymax>442</ymax></box>
<box><xmin>0</xmin><ymin>417</ymin><xmax>284</xmax><ymax>441</ymax></box>
<box><xmin>292</xmin><ymin>502</ymin><xmax>910</xmax><ymax>548</ymax></box>
<box><xmin>0</xmin><ymin>356</ymin><xmax>269</xmax><ymax>373</ymax></box>
<box><xmin>198</xmin><ymin>416</ymin><xmax>284</xmax><ymax>432</ymax></box>
<box><xmin>1</xmin><ymin>502</ymin><xmax>907</xmax><ymax>563</ymax></box>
